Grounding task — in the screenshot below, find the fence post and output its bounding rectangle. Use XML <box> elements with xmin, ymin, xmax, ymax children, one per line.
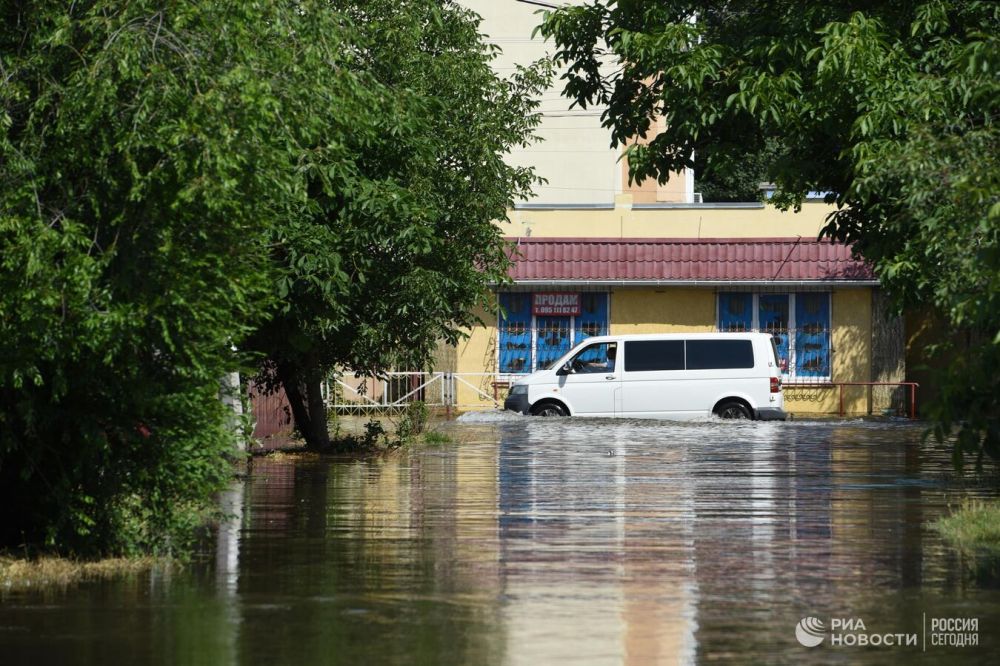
<box><xmin>445</xmin><ymin>372</ymin><xmax>452</xmax><ymax>419</ymax></box>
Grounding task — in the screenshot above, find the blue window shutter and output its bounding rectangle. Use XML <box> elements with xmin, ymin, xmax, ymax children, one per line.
<box><xmin>759</xmin><ymin>294</ymin><xmax>790</xmax><ymax>375</ymax></box>
<box><xmin>719</xmin><ymin>293</ymin><xmax>752</xmax><ymax>331</ymax></box>
<box><xmin>795</xmin><ymin>293</ymin><xmax>831</xmax><ymax>377</ymax></box>
<box><xmin>498</xmin><ymin>293</ymin><xmax>532</xmax><ymax>373</ymax></box>
<box><xmin>536</xmin><ymin>316</ymin><xmax>572</xmax><ymax>370</ymax></box>
<box><xmin>574</xmin><ymin>293</ymin><xmax>609</xmax><ymax>344</ymax></box>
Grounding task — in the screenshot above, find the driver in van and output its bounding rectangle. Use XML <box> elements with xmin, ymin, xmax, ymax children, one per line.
<box><xmin>576</xmin><ymin>343</ymin><xmax>616</xmax><ymax>373</ymax></box>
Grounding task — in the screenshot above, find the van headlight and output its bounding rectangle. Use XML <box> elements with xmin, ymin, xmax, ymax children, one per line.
<box><xmin>509</xmin><ymin>384</ymin><xmax>528</xmax><ymax>396</ymax></box>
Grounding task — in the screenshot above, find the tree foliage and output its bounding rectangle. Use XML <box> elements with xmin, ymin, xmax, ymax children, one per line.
<box><xmin>694</xmin><ymin>137</ymin><xmax>781</xmax><ymax>202</ymax></box>
<box><xmin>0</xmin><ymin>0</ymin><xmax>300</xmax><ymax>554</ymax></box>
<box><xmin>0</xmin><ymin>0</ymin><xmax>544</xmax><ymax>553</ymax></box>
<box><xmin>541</xmin><ymin>0</ymin><xmax>1000</xmax><ymax>468</ymax></box>
<box><xmin>246</xmin><ymin>0</ymin><xmax>549</xmax><ymax>450</ymax></box>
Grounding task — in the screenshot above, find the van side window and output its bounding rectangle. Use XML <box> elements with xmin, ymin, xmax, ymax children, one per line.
<box><xmin>686</xmin><ymin>340</ymin><xmax>754</xmax><ymax>370</ymax></box>
<box><xmin>624</xmin><ymin>340</ymin><xmax>684</xmax><ymax>372</ymax></box>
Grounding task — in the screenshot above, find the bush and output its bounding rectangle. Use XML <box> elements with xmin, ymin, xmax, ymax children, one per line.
<box><xmin>361</xmin><ymin>420</ymin><xmax>388</xmax><ymax>448</ymax></box>
<box><xmin>422</xmin><ymin>431</ymin><xmax>452</xmax><ymax>446</ymax></box>
<box><xmin>394</xmin><ymin>401</ymin><xmax>429</xmax><ymax>443</ymax></box>
<box><xmin>936</xmin><ymin>500</ymin><xmax>1000</xmax><ymax>559</ymax></box>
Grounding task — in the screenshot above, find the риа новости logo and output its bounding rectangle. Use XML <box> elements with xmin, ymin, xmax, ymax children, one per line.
<box><xmin>796</xmin><ymin>617</ymin><xmax>826</xmax><ymax>647</ymax></box>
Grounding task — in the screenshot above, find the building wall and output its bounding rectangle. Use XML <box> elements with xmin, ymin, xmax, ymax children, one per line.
<box><xmin>457</xmin><ymin>0</ymin><xmax>622</xmax><ymax>205</ymax></box>
<box><xmin>834</xmin><ymin>289</ymin><xmax>873</xmax><ymax>414</ymax></box>
<box><xmin>455</xmin><ymin>304</ymin><xmax>502</xmax><ymax>408</ymax></box>
<box><xmin>452</xmin><ymin>287</ymin><xmax>876</xmax><ymax>416</ymax></box>
<box><xmin>610</xmin><ymin>289</ymin><xmax>715</xmax><ymax>334</ymax></box>
<box><xmin>458</xmin><ymin>1</ymin><xmax>701</xmax><ymax>205</ymax></box>
<box><xmin>504</xmin><ymin>199</ymin><xmax>832</xmax><ymax>239</ymax></box>
<box><xmin>622</xmin><ymin>116</ymin><xmax>694</xmax><ymax>204</ymax></box>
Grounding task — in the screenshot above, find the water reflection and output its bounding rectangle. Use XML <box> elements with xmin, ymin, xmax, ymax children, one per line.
<box><xmin>1</xmin><ymin>419</ymin><xmax>998</xmax><ymax>665</ymax></box>
<box><xmin>498</xmin><ymin>420</ymin><xmax>698</xmax><ymax>665</ymax></box>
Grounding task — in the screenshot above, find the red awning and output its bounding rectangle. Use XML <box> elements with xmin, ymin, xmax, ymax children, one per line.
<box><xmin>505</xmin><ymin>237</ymin><xmax>875</xmax><ymax>283</ymax></box>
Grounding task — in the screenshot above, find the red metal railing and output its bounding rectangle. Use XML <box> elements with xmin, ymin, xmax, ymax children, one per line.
<box><xmin>785</xmin><ymin>381</ymin><xmax>919</xmax><ymax>419</ymax></box>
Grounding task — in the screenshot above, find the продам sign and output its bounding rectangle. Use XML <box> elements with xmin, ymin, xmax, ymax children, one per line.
<box><xmin>532</xmin><ymin>292</ymin><xmax>580</xmax><ymax>316</ymax></box>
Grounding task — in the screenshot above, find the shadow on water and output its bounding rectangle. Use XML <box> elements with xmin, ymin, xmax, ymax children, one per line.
<box><xmin>1</xmin><ymin>417</ymin><xmax>999</xmax><ymax>665</ymax></box>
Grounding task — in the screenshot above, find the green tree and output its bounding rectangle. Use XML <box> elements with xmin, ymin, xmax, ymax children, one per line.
<box><xmin>694</xmin><ymin>137</ymin><xmax>781</xmax><ymax>203</ymax></box>
<box><xmin>246</xmin><ymin>0</ymin><xmax>549</xmax><ymax>450</ymax></box>
<box><xmin>540</xmin><ymin>0</ymin><xmax>999</xmax><ymax>468</ymax></box>
<box><xmin>0</xmin><ymin>1</ymin><xmax>390</xmax><ymax>554</ymax></box>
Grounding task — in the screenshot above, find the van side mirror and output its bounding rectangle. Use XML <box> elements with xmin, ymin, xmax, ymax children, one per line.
<box><xmin>557</xmin><ymin>361</ymin><xmax>573</xmax><ymax>375</ymax></box>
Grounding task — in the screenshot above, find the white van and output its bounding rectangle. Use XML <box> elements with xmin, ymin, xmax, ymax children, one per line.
<box><xmin>503</xmin><ymin>332</ymin><xmax>786</xmax><ymax>420</ymax></box>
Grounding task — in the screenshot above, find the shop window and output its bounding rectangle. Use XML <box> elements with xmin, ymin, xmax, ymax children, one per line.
<box><xmin>576</xmin><ymin>292</ymin><xmax>609</xmax><ymax>343</ymax></box>
<box><xmin>498</xmin><ymin>293</ymin><xmax>532</xmax><ymax>373</ymax></box>
<box><xmin>759</xmin><ymin>295</ymin><xmax>790</xmax><ymax>374</ymax></box>
<box><xmin>795</xmin><ymin>293</ymin><xmax>831</xmax><ymax>377</ymax></box>
<box><xmin>719</xmin><ymin>293</ymin><xmax>753</xmax><ymax>332</ymax></box>
<box><xmin>536</xmin><ymin>317</ymin><xmax>571</xmax><ymax>369</ymax></box>
<box><xmin>717</xmin><ymin>292</ymin><xmax>831</xmax><ymax>380</ymax></box>
<box><xmin>498</xmin><ymin>292</ymin><xmax>610</xmax><ymax>374</ymax></box>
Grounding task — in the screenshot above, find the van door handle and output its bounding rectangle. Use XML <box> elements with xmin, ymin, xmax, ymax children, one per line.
<box><xmin>605</xmin><ymin>375</ymin><xmax>616</xmax><ymax>380</ymax></box>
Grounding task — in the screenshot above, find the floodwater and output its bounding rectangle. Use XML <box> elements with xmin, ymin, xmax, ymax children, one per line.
<box><xmin>3</xmin><ymin>416</ymin><xmax>999</xmax><ymax>665</ymax></box>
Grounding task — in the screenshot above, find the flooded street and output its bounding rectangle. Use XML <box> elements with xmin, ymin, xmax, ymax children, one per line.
<box><xmin>3</xmin><ymin>417</ymin><xmax>999</xmax><ymax>664</ymax></box>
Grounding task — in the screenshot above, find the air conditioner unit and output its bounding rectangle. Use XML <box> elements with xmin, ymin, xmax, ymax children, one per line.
<box><xmin>692</xmin><ymin>192</ymin><xmax>703</xmax><ymax>203</ymax></box>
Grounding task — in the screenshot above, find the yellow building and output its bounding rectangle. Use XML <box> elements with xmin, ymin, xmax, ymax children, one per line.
<box><xmin>446</xmin><ymin>196</ymin><xmax>907</xmax><ymax>418</ymax></box>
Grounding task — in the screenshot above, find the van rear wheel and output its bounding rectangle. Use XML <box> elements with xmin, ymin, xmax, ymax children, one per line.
<box><xmin>716</xmin><ymin>401</ymin><xmax>752</xmax><ymax>420</ymax></box>
<box><xmin>531</xmin><ymin>402</ymin><xmax>568</xmax><ymax>417</ymax></box>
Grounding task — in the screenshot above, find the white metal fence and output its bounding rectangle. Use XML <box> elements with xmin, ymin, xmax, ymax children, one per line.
<box><xmin>326</xmin><ymin>372</ymin><xmax>508</xmax><ymax>413</ymax></box>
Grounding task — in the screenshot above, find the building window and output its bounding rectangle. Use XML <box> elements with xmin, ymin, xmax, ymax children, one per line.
<box><xmin>498</xmin><ymin>292</ymin><xmax>610</xmax><ymax>374</ymax></box>
<box><xmin>718</xmin><ymin>292</ymin><xmax>831</xmax><ymax>381</ymax></box>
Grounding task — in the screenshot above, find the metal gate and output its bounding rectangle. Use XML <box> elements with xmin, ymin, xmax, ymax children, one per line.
<box><xmin>328</xmin><ymin>371</ymin><xmax>504</xmax><ymax>414</ymax></box>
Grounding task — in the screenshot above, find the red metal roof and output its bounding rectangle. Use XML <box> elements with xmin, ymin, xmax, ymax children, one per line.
<box><xmin>506</xmin><ymin>237</ymin><xmax>875</xmax><ymax>282</ymax></box>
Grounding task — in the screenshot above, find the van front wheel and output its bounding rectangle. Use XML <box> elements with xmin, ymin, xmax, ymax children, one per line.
<box><xmin>531</xmin><ymin>402</ymin><xmax>568</xmax><ymax>417</ymax></box>
<box><xmin>715</xmin><ymin>401</ymin><xmax>752</xmax><ymax>420</ymax></box>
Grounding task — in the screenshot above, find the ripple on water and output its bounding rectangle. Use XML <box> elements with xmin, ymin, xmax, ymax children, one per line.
<box><xmin>454</xmin><ymin>409</ymin><xmax>527</xmax><ymax>423</ymax></box>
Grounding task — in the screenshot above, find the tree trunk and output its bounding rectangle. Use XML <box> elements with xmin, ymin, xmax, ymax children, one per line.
<box><xmin>305</xmin><ymin>370</ymin><xmax>329</xmax><ymax>449</ymax></box>
<box><xmin>276</xmin><ymin>361</ymin><xmax>331</xmax><ymax>451</ymax></box>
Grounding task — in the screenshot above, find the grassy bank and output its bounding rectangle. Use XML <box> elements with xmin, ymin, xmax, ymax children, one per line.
<box><xmin>935</xmin><ymin>500</ymin><xmax>1000</xmax><ymax>560</ymax></box>
<box><xmin>0</xmin><ymin>555</ymin><xmax>167</xmax><ymax>592</ymax></box>
<box><xmin>254</xmin><ymin>403</ymin><xmax>455</xmax><ymax>456</ymax></box>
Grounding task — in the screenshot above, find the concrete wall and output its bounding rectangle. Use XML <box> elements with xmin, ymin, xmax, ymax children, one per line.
<box><xmin>904</xmin><ymin>311</ymin><xmax>941</xmax><ymax>416</ymax></box>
